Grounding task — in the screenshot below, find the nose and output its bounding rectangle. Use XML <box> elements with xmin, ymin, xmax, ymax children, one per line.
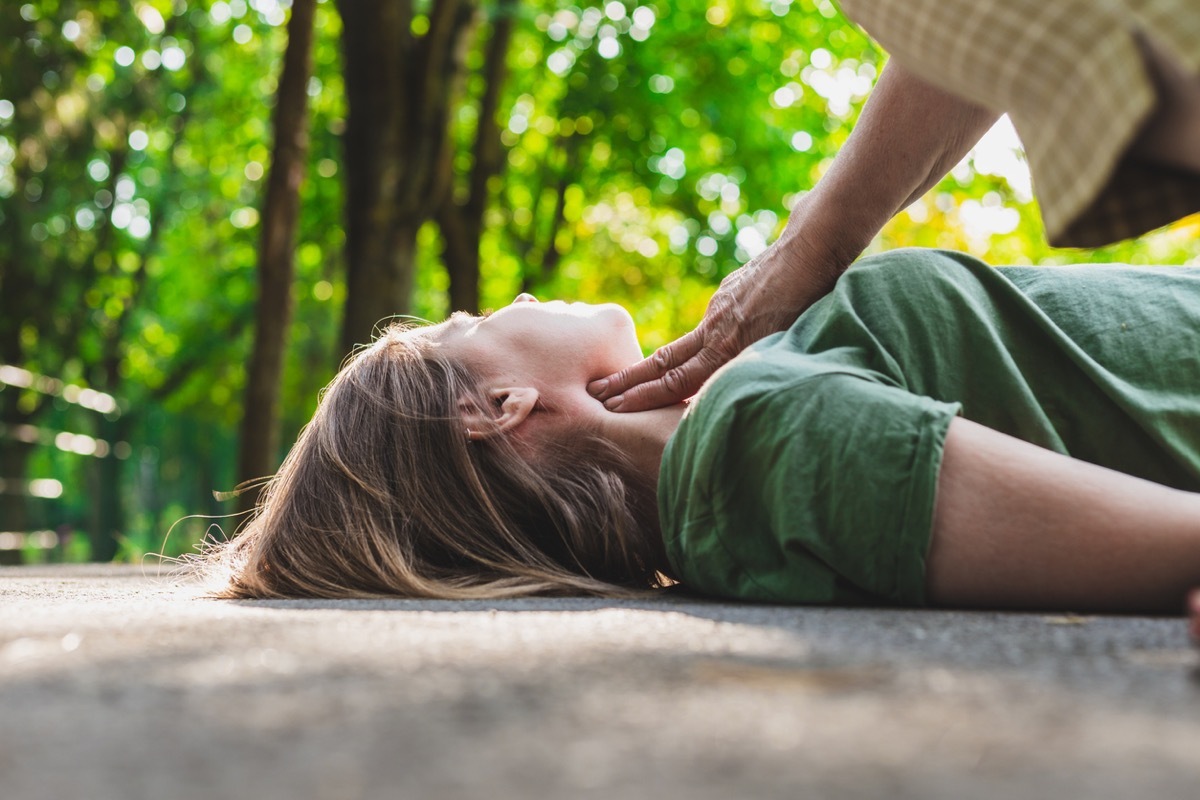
<box><xmin>513</xmin><ymin>293</ymin><xmax>538</xmax><ymax>304</ymax></box>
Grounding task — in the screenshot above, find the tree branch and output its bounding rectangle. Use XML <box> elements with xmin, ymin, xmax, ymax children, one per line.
<box><xmin>466</xmin><ymin>0</ymin><xmax>517</xmax><ymax>218</ymax></box>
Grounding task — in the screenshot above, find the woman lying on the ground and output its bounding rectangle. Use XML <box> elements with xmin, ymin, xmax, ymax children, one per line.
<box><xmin>209</xmin><ymin>248</ymin><xmax>1200</xmax><ymax>624</ymax></box>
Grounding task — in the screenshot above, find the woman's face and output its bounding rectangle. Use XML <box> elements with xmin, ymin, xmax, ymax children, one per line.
<box><xmin>432</xmin><ymin>293</ymin><xmax>644</xmax><ymax>387</ymax></box>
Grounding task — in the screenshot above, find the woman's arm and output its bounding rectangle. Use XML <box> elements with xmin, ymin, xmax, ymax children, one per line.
<box><xmin>927</xmin><ymin>418</ymin><xmax>1200</xmax><ymax>613</ymax></box>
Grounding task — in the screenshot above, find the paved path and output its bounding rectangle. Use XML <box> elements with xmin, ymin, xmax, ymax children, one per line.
<box><xmin>1</xmin><ymin>564</ymin><xmax>1198</xmax><ymax>799</ymax></box>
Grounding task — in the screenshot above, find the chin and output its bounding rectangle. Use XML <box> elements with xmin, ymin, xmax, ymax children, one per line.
<box><xmin>575</xmin><ymin>302</ymin><xmax>643</xmax><ymax>370</ymax></box>
<box><xmin>613</xmin><ymin>322</ymin><xmax>646</xmax><ymax>368</ymax></box>
<box><xmin>598</xmin><ymin>302</ymin><xmax>636</xmax><ymax>329</ymax></box>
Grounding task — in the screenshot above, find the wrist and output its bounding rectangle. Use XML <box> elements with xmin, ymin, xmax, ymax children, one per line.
<box><xmin>777</xmin><ymin>191</ymin><xmax>872</xmax><ymax>288</ymax></box>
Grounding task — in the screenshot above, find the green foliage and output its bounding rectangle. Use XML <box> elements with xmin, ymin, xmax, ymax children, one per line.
<box><xmin>1</xmin><ymin>0</ymin><xmax>1197</xmax><ymax>560</ymax></box>
<box><xmin>476</xmin><ymin>0</ymin><xmax>886</xmax><ymax>350</ymax></box>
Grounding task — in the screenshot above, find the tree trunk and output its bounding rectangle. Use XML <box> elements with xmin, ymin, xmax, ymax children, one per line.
<box><xmin>0</xmin><ymin>438</ymin><xmax>30</xmax><ymax>566</ymax></box>
<box><xmin>441</xmin><ymin>212</ymin><xmax>483</xmax><ymax>313</ymax></box>
<box><xmin>340</xmin><ymin>205</ymin><xmax>415</xmax><ymax>345</ymax></box>
<box><xmin>337</xmin><ymin>0</ymin><xmax>410</xmax><ymax>352</ymax></box>
<box><xmin>0</xmin><ymin>238</ymin><xmax>30</xmax><ymax>554</ymax></box>
<box><xmin>0</xmin><ymin>442</ymin><xmax>30</xmax><ymax>536</ymax></box>
<box><xmin>236</xmin><ymin>0</ymin><xmax>317</xmax><ymax>515</ymax></box>
<box><xmin>89</xmin><ymin>414</ymin><xmax>130</xmax><ymax>562</ymax></box>
<box><xmin>337</xmin><ymin>0</ymin><xmax>480</xmax><ymax>355</ymax></box>
<box><xmin>439</xmin><ymin>0</ymin><xmax>517</xmax><ymax>314</ymax></box>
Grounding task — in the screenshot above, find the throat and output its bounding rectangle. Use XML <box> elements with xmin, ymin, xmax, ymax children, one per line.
<box><xmin>599</xmin><ymin>404</ymin><xmax>688</xmax><ymax>490</ymax></box>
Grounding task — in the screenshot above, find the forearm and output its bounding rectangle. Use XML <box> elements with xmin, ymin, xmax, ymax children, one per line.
<box><xmin>927</xmin><ymin>418</ymin><xmax>1200</xmax><ymax>613</ymax></box>
<box><xmin>589</xmin><ymin>60</ymin><xmax>1000</xmax><ymax>411</ymax></box>
<box><xmin>777</xmin><ymin>61</ymin><xmax>999</xmax><ymax>301</ymax></box>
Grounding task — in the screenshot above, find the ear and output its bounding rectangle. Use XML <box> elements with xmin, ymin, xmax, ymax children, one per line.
<box><xmin>461</xmin><ymin>387</ymin><xmax>540</xmax><ymax>441</ymax></box>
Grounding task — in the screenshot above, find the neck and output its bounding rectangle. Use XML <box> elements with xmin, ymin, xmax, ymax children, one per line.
<box><xmin>593</xmin><ymin>401</ymin><xmax>687</xmax><ymax>490</ymax></box>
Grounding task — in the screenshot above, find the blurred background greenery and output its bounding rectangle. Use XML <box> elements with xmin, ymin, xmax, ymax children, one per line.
<box><xmin>1</xmin><ymin>0</ymin><xmax>1197</xmax><ymax>564</ymax></box>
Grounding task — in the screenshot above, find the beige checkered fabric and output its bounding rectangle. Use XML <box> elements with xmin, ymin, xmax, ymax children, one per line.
<box><xmin>838</xmin><ymin>0</ymin><xmax>1200</xmax><ymax>247</ymax></box>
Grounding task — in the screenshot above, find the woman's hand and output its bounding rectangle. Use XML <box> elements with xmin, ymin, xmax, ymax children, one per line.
<box><xmin>588</xmin><ymin>221</ymin><xmax>846</xmax><ymax>412</ymax></box>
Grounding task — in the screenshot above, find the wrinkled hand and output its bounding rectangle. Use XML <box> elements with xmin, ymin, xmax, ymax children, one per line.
<box><xmin>589</xmin><ymin>239</ymin><xmax>835</xmax><ymax>412</ymax></box>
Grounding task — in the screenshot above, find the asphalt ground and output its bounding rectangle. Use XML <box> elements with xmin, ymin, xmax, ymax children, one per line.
<box><xmin>2</xmin><ymin>563</ymin><xmax>1198</xmax><ymax>799</ymax></box>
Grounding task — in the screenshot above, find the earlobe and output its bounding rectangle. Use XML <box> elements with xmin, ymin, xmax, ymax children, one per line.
<box><xmin>462</xmin><ymin>387</ymin><xmax>540</xmax><ymax>441</ymax></box>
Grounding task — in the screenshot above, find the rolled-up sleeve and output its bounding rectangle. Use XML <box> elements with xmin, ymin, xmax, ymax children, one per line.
<box><xmin>663</xmin><ymin>371</ymin><xmax>960</xmax><ymax>606</ymax></box>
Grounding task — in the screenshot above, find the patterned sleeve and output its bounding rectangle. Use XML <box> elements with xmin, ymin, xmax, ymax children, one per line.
<box><xmin>836</xmin><ymin>0</ymin><xmax>1200</xmax><ymax>247</ymax></box>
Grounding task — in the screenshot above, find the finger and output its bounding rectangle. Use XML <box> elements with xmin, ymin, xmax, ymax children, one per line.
<box><xmin>588</xmin><ymin>327</ymin><xmax>707</xmax><ymax>401</ymax></box>
<box><xmin>606</xmin><ymin>343</ymin><xmax>727</xmax><ymax>414</ymax></box>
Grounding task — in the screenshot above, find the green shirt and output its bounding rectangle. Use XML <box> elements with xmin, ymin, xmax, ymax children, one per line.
<box><xmin>658</xmin><ymin>248</ymin><xmax>1200</xmax><ymax>606</ymax></box>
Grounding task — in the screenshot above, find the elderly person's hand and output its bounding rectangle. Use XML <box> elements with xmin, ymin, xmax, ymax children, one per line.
<box><xmin>589</xmin><ymin>61</ymin><xmax>999</xmax><ymax>412</ymax></box>
<box><xmin>587</xmin><ymin>214</ymin><xmax>847</xmax><ymax>412</ymax></box>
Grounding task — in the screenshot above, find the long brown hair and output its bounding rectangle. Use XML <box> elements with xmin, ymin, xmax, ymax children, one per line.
<box><xmin>206</xmin><ymin>323</ymin><xmax>667</xmax><ymax>599</ymax></box>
